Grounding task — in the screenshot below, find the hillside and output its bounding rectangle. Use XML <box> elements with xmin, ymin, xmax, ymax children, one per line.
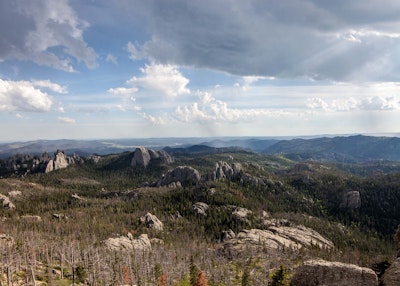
<box><xmin>1</xmin><ymin>145</ymin><xmax>400</xmax><ymax>285</ymax></box>
<box><xmin>263</xmin><ymin>135</ymin><xmax>400</xmax><ymax>163</ymax></box>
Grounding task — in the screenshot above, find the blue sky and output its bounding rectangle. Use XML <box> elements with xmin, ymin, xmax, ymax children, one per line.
<box><xmin>1</xmin><ymin>0</ymin><xmax>400</xmax><ymax>141</ymax></box>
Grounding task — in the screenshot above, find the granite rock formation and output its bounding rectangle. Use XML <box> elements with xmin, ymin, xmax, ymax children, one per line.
<box><xmin>156</xmin><ymin>166</ymin><xmax>201</xmax><ymax>186</ymax></box>
<box><xmin>104</xmin><ymin>233</ymin><xmax>152</xmax><ymax>251</ymax></box>
<box><xmin>340</xmin><ymin>190</ymin><xmax>361</xmax><ymax>209</ymax></box>
<box><xmin>192</xmin><ymin>202</ymin><xmax>209</xmax><ymax>216</ymax></box>
<box><xmin>0</xmin><ymin>194</ymin><xmax>15</xmax><ymax>210</ymax></box>
<box><xmin>382</xmin><ymin>258</ymin><xmax>400</xmax><ymax>286</ymax></box>
<box><xmin>140</xmin><ymin>212</ymin><xmax>164</xmax><ymax>231</ymax></box>
<box><xmin>290</xmin><ymin>259</ymin><xmax>378</xmax><ymax>286</ymax></box>
<box><xmin>131</xmin><ymin>147</ymin><xmax>173</xmax><ymax>168</ymax></box>
<box><xmin>223</xmin><ymin>225</ymin><xmax>334</xmax><ymax>257</ymax></box>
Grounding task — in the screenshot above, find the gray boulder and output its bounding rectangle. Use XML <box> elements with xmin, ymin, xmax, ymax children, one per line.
<box><xmin>8</xmin><ymin>190</ymin><xmax>22</xmax><ymax>199</ymax></box>
<box><xmin>131</xmin><ymin>147</ymin><xmax>174</xmax><ymax>168</ymax></box>
<box><xmin>232</xmin><ymin>207</ymin><xmax>252</xmax><ymax>223</ymax></box>
<box><xmin>0</xmin><ymin>194</ymin><xmax>15</xmax><ymax>210</ymax></box>
<box><xmin>52</xmin><ymin>213</ymin><xmax>68</xmax><ymax>220</ymax></box>
<box><xmin>382</xmin><ymin>258</ymin><xmax>400</xmax><ymax>286</ymax></box>
<box><xmin>140</xmin><ymin>212</ymin><xmax>163</xmax><ymax>231</ymax></box>
<box><xmin>104</xmin><ymin>233</ymin><xmax>151</xmax><ymax>251</ymax></box>
<box><xmin>291</xmin><ymin>259</ymin><xmax>378</xmax><ymax>286</ymax></box>
<box><xmin>156</xmin><ymin>166</ymin><xmax>201</xmax><ymax>186</ymax></box>
<box><xmin>192</xmin><ymin>202</ymin><xmax>209</xmax><ymax>216</ymax></box>
<box><xmin>71</xmin><ymin>193</ymin><xmax>86</xmax><ymax>202</ymax></box>
<box><xmin>221</xmin><ymin>229</ymin><xmax>236</xmax><ymax>242</ymax></box>
<box><xmin>340</xmin><ymin>191</ymin><xmax>361</xmax><ymax>209</ymax></box>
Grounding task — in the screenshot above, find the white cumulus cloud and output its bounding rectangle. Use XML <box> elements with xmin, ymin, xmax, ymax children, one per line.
<box><xmin>32</xmin><ymin>80</ymin><xmax>68</xmax><ymax>94</ymax></box>
<box><xmin>174</xmin><ymin>91</ymin><xmax>287</xmax><ymax>123</ymax></box>
<box><xmin>0</xmin><ymin>78</ymin><xmax>53</xmax><ymax>112</ymax></box>
<box><xmin>126</xmin><ymin>64</ymin><xmax>190</xmax><ymax>97</ymax></box>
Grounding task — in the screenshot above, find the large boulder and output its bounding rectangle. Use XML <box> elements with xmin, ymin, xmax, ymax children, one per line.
<box><xmin>340</xmin><ymin>191</ymin><xmax>361</xmax><ymax>209</ymax></box>
<box><xmin>131</xmin><ymin>147</ymin><xmax>174</xmax><ymax>168</ymax></box>
<box><xmin>223</xmin><ymin>225</ymin><xmax>334</xmax><ymax>257</ymax></box>
<box><xmin>192</xmin><ymin>202</ymin><xmax>209</xmax><ymax>216</ymax></box>
<box><xmin>291</xmin><ymin>259</ymin><xmax>378</xmax><ymax>286</ymax></box>
<box><xmin>140</xmin><ymin>212</ymin><xmax>164</xmax><ymax>231</ymax></box>
<box><xmin>104</xmin><ymin>233</ymin><xmax>151</xmax><ymax>251</ymax></box>
<box><xmin>0</xmin><ymin>194</ymin><xmax>15</xmax><ymax>210</ymax></box>
<box><xmin>382</xmin><ymin>258</ymin><xmax>400</xmax><ymax>286</ymax></box>
<box><xmin>156</xmin><ymin>166</ymin><xmax>201</xmax><ymax>186</ymax></box>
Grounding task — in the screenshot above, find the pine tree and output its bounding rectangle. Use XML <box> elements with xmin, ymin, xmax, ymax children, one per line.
<box><xmin>241</xmin><ymin>267</ymin><xmax>250</xmax><ymax>286</ymax></box>
<box><xmin>189</xmin><ymin>256</ymin><xmax>199</xmax><ymax>286</ymax></box>
<box><xmin>268</xmin><ymin>264</ymin><xmax>289</xmax><ymax>286</ymax></box>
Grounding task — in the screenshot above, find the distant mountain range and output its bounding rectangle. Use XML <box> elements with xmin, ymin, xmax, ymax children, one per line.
<box><xmin>262</xmin><ymin>135</ymin><xmax>400</xmax><ymax>163</ymax></box>
<box><xmin>1</xmin><ymin>135</ymin><xmax>399</xmax><ymax>163</ymax></box>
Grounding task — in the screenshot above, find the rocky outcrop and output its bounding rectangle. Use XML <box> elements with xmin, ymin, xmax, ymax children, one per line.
<box><xmin>221</xmin><ymin>229</ymin><xmax>236</xmax><ymax>242</ymax></box>
<box><xmin>140</xmin><ymin>212</ymin><xmax>163</xmax><ymax>231</ymax></box>
<box><xmin>156</xmin><ymin>166</ymin><xmax>201</xmax><ymax>186</ymax></box>
<box><xmin>0</xmin><ymin>151</ymin><xmax>83</xmax><ymax>176</ymax></box>
<box><xmin>0</xmin><ymin>194</ymin><xmax>15</xmax><ymax>210</ymax></box>
<box><xmin>52</xmin><ymin>213</ymin><xmax>68</xmax><ymax>220</ymax></box>
<box><xmin>382</xmin><ymin>258</ymin><xmax>400</xmax><ymax>286</ymax></box>
<box><xmin>223</xmin><ymin>225</ymin><xmax>334</xmax><ymax>256</ymax></box>
<box><xmin>232</xmin><ymin>207</ymin><xmax>252</xmax><ymax>223</ymax></box>
<box><xmin>340</xmin><ymin>191</ymin><xmax>361</xmax><ymax>209</ymax></box>
<box><xmin>104</xmin><ymin>233</ymin><xmax>151</xmax><ymax>251</ymax></box>
<box><xmin>208</xmin><ymin>161</ymin><xmax>242</xmax><ymax>180</ymax></box>
<box><xmin>86</xmin><ymin>154</ymin><xmax>101</xmax><ymax>163</ymax></box>
<box><xmin>193</xmin><ymin>202</ymin><xmax>209</xmax><ymax>216</ymax></box>
<box><xmin>45</xmin><ymin>150</ymin><xmax>83</xmax><ymax>173</ymax></box>
<box><xmin>71</xmin><ymin>193</ymin><xmax>87</xmax><ymax>202</ymax></box>
<box><xmin>8</xmin><ymin>190</ymin><xmax>22</xmax><ymax>199</ymax></box>
<box><xmin>131</xmin><ymin>147</ymin><xmax>173</xmax><ymax>168</ymax></box>
<box><xmin>45</xmin><ymin>150</ymin><xmax>68</xmax><ymax>172</ymax></box>
<box><xmin>291</xmin><ymin>259</ymin><xmax>378</xmax><ymax>286</ymax></box>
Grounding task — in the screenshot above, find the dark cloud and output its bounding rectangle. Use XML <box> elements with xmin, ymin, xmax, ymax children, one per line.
<box><xmin>0</xmin><ymin>2</ymin><xmax>33</xmax><ymax>60</ymax></box>
<box><xmin>125</xmin><ymin>0</ymin><xmax>400</xmax><ymax>81</ymax></box>
<box><xmin>0</xmin><ymin>0</ymin><xmax>97</xmax><ymax>71</ymax></box>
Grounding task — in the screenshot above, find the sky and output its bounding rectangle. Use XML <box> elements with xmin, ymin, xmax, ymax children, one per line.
<box><xmin>1</xmin><ymin>0</ymin><xmax>400</xmax><ymax>141</ymax></box>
